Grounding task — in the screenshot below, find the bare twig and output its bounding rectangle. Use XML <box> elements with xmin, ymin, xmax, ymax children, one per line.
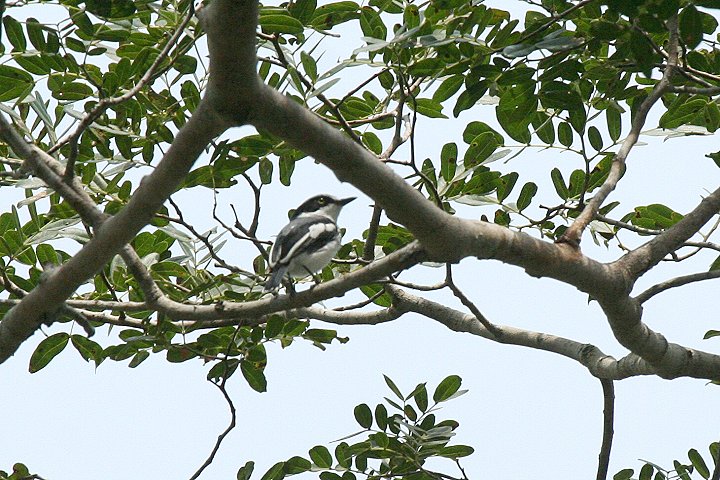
<box><xmin>188</xmin><ymin>368</ymin><xmax>237</xmax><ymax>480</ymax></box>
<box><xmin>444</xmin><ymin>264</ymin><xmax>501</xmax><ymax>338</ymax></box>
<box><xmin>596</xmin><ymin>379</ymin><xmax>615</xmax><ymax>480</ymax></box>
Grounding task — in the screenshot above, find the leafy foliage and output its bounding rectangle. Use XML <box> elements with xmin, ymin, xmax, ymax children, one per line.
<box><xmin>249</xmin><ymin>375</ymin><xmax>473</xmax><ymax>480</ymax></box>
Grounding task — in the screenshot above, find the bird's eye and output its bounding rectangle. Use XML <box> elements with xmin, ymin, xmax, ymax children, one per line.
<box><xmin>318</xmin><ymin>197</ymin><xmax>326</xmax><ymax>205</ymax></box>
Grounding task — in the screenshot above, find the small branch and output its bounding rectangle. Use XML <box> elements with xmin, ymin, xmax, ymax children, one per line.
<box><xmin>188</xmin><ymin>371</ymin><xmax>237</xmax><ymax>480</ymax></box>
<box><xmin>635</xmin><ymin>270</ymin><xmax>720</xmax><ymax>304</ymax></box>
<box><xmin>444</xmin><ymin>264</ymin><xmax>502</xmax><ymax>338</ymax></box>
<box><xmin>387</xmin><ymin>285</ymin><xmax>657</xmax><ymax>380</ymax></box>
<box><xmin>50</xmin><ymin>2</ymin><xmax>197</xmax><ymax>180</ymax></box>
<box><xmin>596</xmin><ymin>378</ymin><xmax>615</xmax><ymax>480</ymax></box>
<box><xmin>362</xmin><ymin>205</ymin><xmax>383</xmax><ymax>262</ymax></box>
<box><xmin>560</xmin><ymin>14</ymin><xmax>679</xmax><ymax>247</ymax></box>
<box><xmin>668</xmin><ymin>85</ymin><xmax>720</xmax><ymax>95</ymax></box>
<box><xmin>269</xmin><ymin>35</ymin><xmax>361</xmax><ymax>143</ymax></box>
<box><xmin>503</xmin><ymin>0</ymin><xmax>596</xmax><ymax>50</ymax></box>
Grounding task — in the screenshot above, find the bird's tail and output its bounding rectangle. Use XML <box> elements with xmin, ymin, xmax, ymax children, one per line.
<box><xmin>264</xmin><ymin>264</ymin><xmax>289</xmax><ymax>292</ymax></box>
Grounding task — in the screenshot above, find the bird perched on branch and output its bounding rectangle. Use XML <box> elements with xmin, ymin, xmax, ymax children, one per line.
<box><xmin>264</xmin><ymin>194</ymin><xmax>355</xmax><ymax>291</ymax></box>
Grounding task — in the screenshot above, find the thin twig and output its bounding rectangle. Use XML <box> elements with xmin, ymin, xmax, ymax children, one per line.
<box><xmin>596</xmin><ymin>378</ymin><xmax>615</xmax><ymax>480</ymax></box>
<box><xmin>635</xmin><ymin>270</ymin><xmax>720</xmax><ymax>303</ymax></box>
<box><xmin>444</xmin><ymin>264</ymin><xmax>501</xmax><ymax>338</ymax></box>
<box><xmin>188</xmin><ymin>370</ymin><xmax>237</xmax><ymax>480</ymax></box>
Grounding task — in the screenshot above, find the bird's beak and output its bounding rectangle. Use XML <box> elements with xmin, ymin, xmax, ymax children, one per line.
<box><xmin>339</xmin><ymin>197</ymin><xmax>356</xmax><ymax>206</ymax></box>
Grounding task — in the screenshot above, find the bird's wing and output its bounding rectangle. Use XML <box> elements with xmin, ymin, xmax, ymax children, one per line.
<box><xmin>270</xmin><ymin>215</ymin><xmax>337</xmax><ymax>267</ymax></box>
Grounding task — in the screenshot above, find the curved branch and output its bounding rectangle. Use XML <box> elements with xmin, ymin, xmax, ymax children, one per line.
<box><xmin>386</xmin><ymin>286</ymin><xmax>656</xmax><ymax>380</ymax></box>
<box><xmin>636</xmin><ymin>269</ymin><xmax>720</xmax><ymax>304</ymax></box>
<box><xmin>560</xmin><ymin>14</ymin><xmax>679</xmax><ymax>247</ymax></box>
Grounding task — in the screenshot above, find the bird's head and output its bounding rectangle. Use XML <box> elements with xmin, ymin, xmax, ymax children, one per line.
<box><xmin>291</xmin><ymin>194</ymin><xmax>355</xmax><ymax>221</ymax></box>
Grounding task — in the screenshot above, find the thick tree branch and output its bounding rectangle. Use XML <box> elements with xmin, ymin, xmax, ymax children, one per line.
<box><xmin>620</xmin><ymin>186</ymin><xmax>720</xmax><ymax>278</ymax></box>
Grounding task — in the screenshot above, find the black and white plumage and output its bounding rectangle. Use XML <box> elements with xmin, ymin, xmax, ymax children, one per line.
<box><xmin>264</xmin><ymin>194</ymin><xmax>355</xmax><ymax>291</ymax></box>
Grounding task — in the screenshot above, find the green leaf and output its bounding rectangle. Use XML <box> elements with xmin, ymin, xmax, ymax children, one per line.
<box><xmin>26</xmin><ymin>18</ymin><xmax>46</xmax><ymax>51</ymax></box>
<box><xmin>433</xmin><ymin>374</ymin><xmax>462</xmax><ymax>402</ymax></box>
<box><xmin>680</xmin><ymin>5</ymin><xmax>703</xmax><ymax>48</ymax></box>
<box><xmin>703</xmin><ymin>330</ymin><xmax>720</xmax><ymax>339</ymax></box>
<box><xmin>438</xmin><ymin>445</ymin><xmax>474</xmax><ymax>458</ymax></box>
<box><xmin>29</xmin><ymin>333</ymin><xmax>69</xmax><ymax>373</ymax></box>
<box><xmin>411</xmin><ymin>98</ymin><xmax>448</xmax><ymax>119</ymax></box>
<box><xmin>639</xmin><ymin>464</ymin><xmax>654</xmax><ymax>480</ymax></box>
<box><xmin>660</xmin><ymin>98</ymin><xmax>707</xmax><ymax>129</ymax></box>
<box><xmin>335</xmin><ymin>442</ymin><xmax>351</xmax><ymax>469</ymax></box>
<box><xmin>558</xmin><ymin>121</ymin><xmax>573</xmax><ymax>147</ymax></box>
<box><xmin>354</xmin><ymin>403</ymin><xmax>373</xmax><ymax>429</ymax></box>
<box><xmin>3</xmin><ymin>16</ymin><xmax>26</xmax><ymax>50</ymax></box>
<box><xmin>261</xmin><ymin>462</ymin><xmax>286</xmax><ymax>480</ymax></box>
<box><xmin>0</xmin><ymin>65</ymin><xmax>34</xmax><ymax>101</ymax></box>
<box><xmin>36</xmin><ymin>243</ymin><xmax>60</xmax><ymax>266</ymax></box>
<box><xmin>550</xmin><ymin>168</ymin><xmax>569</xmax><ymax>199</ymax></box>
<box><xmin>237</xmin><ymin>461</ymin><xmax>255</xmax><ymax>480</ymax></box>
<box><xmin>362</xmin><ymin>131</ymin><xmax>382</xmax><ymax>154</ymax></box>
<box><xmin>240</xmin><ymin>360</ymin><xmax>267</xmax><ymax>392</ymax></box>
<box><xmin>259</xmin><ymin>158</ymin><xmax>273</xmax><ymax>184</ymax></box>
<box><xmin>360</xmin><ymin>6</ymin><xmax>386</xmax><ymax>40</ymax></box>
<box><xmin>259</xmin><ymin>14</ymin><xmax>305</xmax><ymax>35</ymax></box>
<box><xmin>86</xmin><ymin>0</ymin><xmax>136</xmax><ymax>18</ymax></box>
<box><xmin>71</xmin><ymin>335</ymin><xmax>102</xmax><ymax>364</ymax></box>
<box><xmin>284</xmin><ymin>456</ymin><xmax>311</xmax><ymax>475</ymax></box>
<box><xmin>129</xmin><ymin>350</ymin><xmax>150</xmax><ymax>368</ymax></box>
<box><xmin>606</xmin><ymin>107</ymin><xmax>622</xmax><ymax>142</ymax></box>
<box><xmin>300</xmin><ymin>51</ymin><xmax>317</xmax><ymax>81</ymax></box>
<box><xmin>433</xmin><ymin>75</ymin><xmax>464</xmax><ymax>102</ymax></box>
<box><xmin>588</xmin><ymin>126</ymin><xmax>603</xmax><ymax>151</ymax></box>
<box><xmin>289</xmin><ymin>0</ymin><xmax>317</xmax><ymax>24</ymax></box>
<box><xmin>464</xmin><ymin>132</ymin><xmax>499</xmax><ymax>167</ymax></box>
<box><xmin>384</xmin><ymin>374</ymin><xmax>403</xmax><ymax>399</ymax></box>
<box><xmin>309</xmin><ymin>445</ymin><xmax>333</xmax><ymax>468</ymax></box>
<box><xmin>412</xmin><ymin>383</ymin><xmax>428</xmax><ymax>412</ymax></box>
<box><xmin>516</xmin><ymin>182</ymin><xmax>537</xmax><ymax>211</ymax></box>
<box><xmin>688</xmin><ymin>448</ymin><xmax>710</xmax><ymax>479</ymax></box>
<box><xmin>408</xmin><ymin>58</ymin><xmax>444</xmax><ymax>77</ymax></box>
<box><xmin>311</xmin><ymin>2</ymin><xmax>360</xmax><ymax>29</ymax></box>
<box><xmin>279</xmin><ymin>156</ymin><xmax>295</xmax><ymax>186</ymax></box>
<box><xmin>613</xmin><ymin>469</ymin><xmax>634</xmax><ymax>480</ymax></box>
<box><xmin>440</xmin><ymin>142</ymin><xmax>458</xmax><ymax>182</ymax></box>
<box><xmin>375</xmin><ymin>403</ymin><xmax>388</xmax><ymax>430</ymax></box>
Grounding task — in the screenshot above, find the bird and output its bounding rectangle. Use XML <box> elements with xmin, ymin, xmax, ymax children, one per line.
<box><xmin>264</xmin><ymin>194</ymin><xmax>355</xmax><ymax>291</ymax></box>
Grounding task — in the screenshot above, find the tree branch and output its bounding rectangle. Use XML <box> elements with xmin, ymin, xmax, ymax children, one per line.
<box><xmin>596</xmin><ymin>379</ymin><xmax>615</xmax><ymax>480</ymax></box>
<box><xmin>560</xmin><ymin>14</ymin><xmax>679</xmax><ymax>248</ymax></box>
<box><xmin>620</xmin><ymin>186</ymin><xmax>720</xmax><ymax>279</ymax></box>
<box><xmin>386</xmin><ymin>286</ymin><xmax>657</xmax><ymax>380</ymax></box>
<box><xmin>635</xmin><ymin>270</ymin><xmax>720</xmax><ymax>304</ymax></box>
